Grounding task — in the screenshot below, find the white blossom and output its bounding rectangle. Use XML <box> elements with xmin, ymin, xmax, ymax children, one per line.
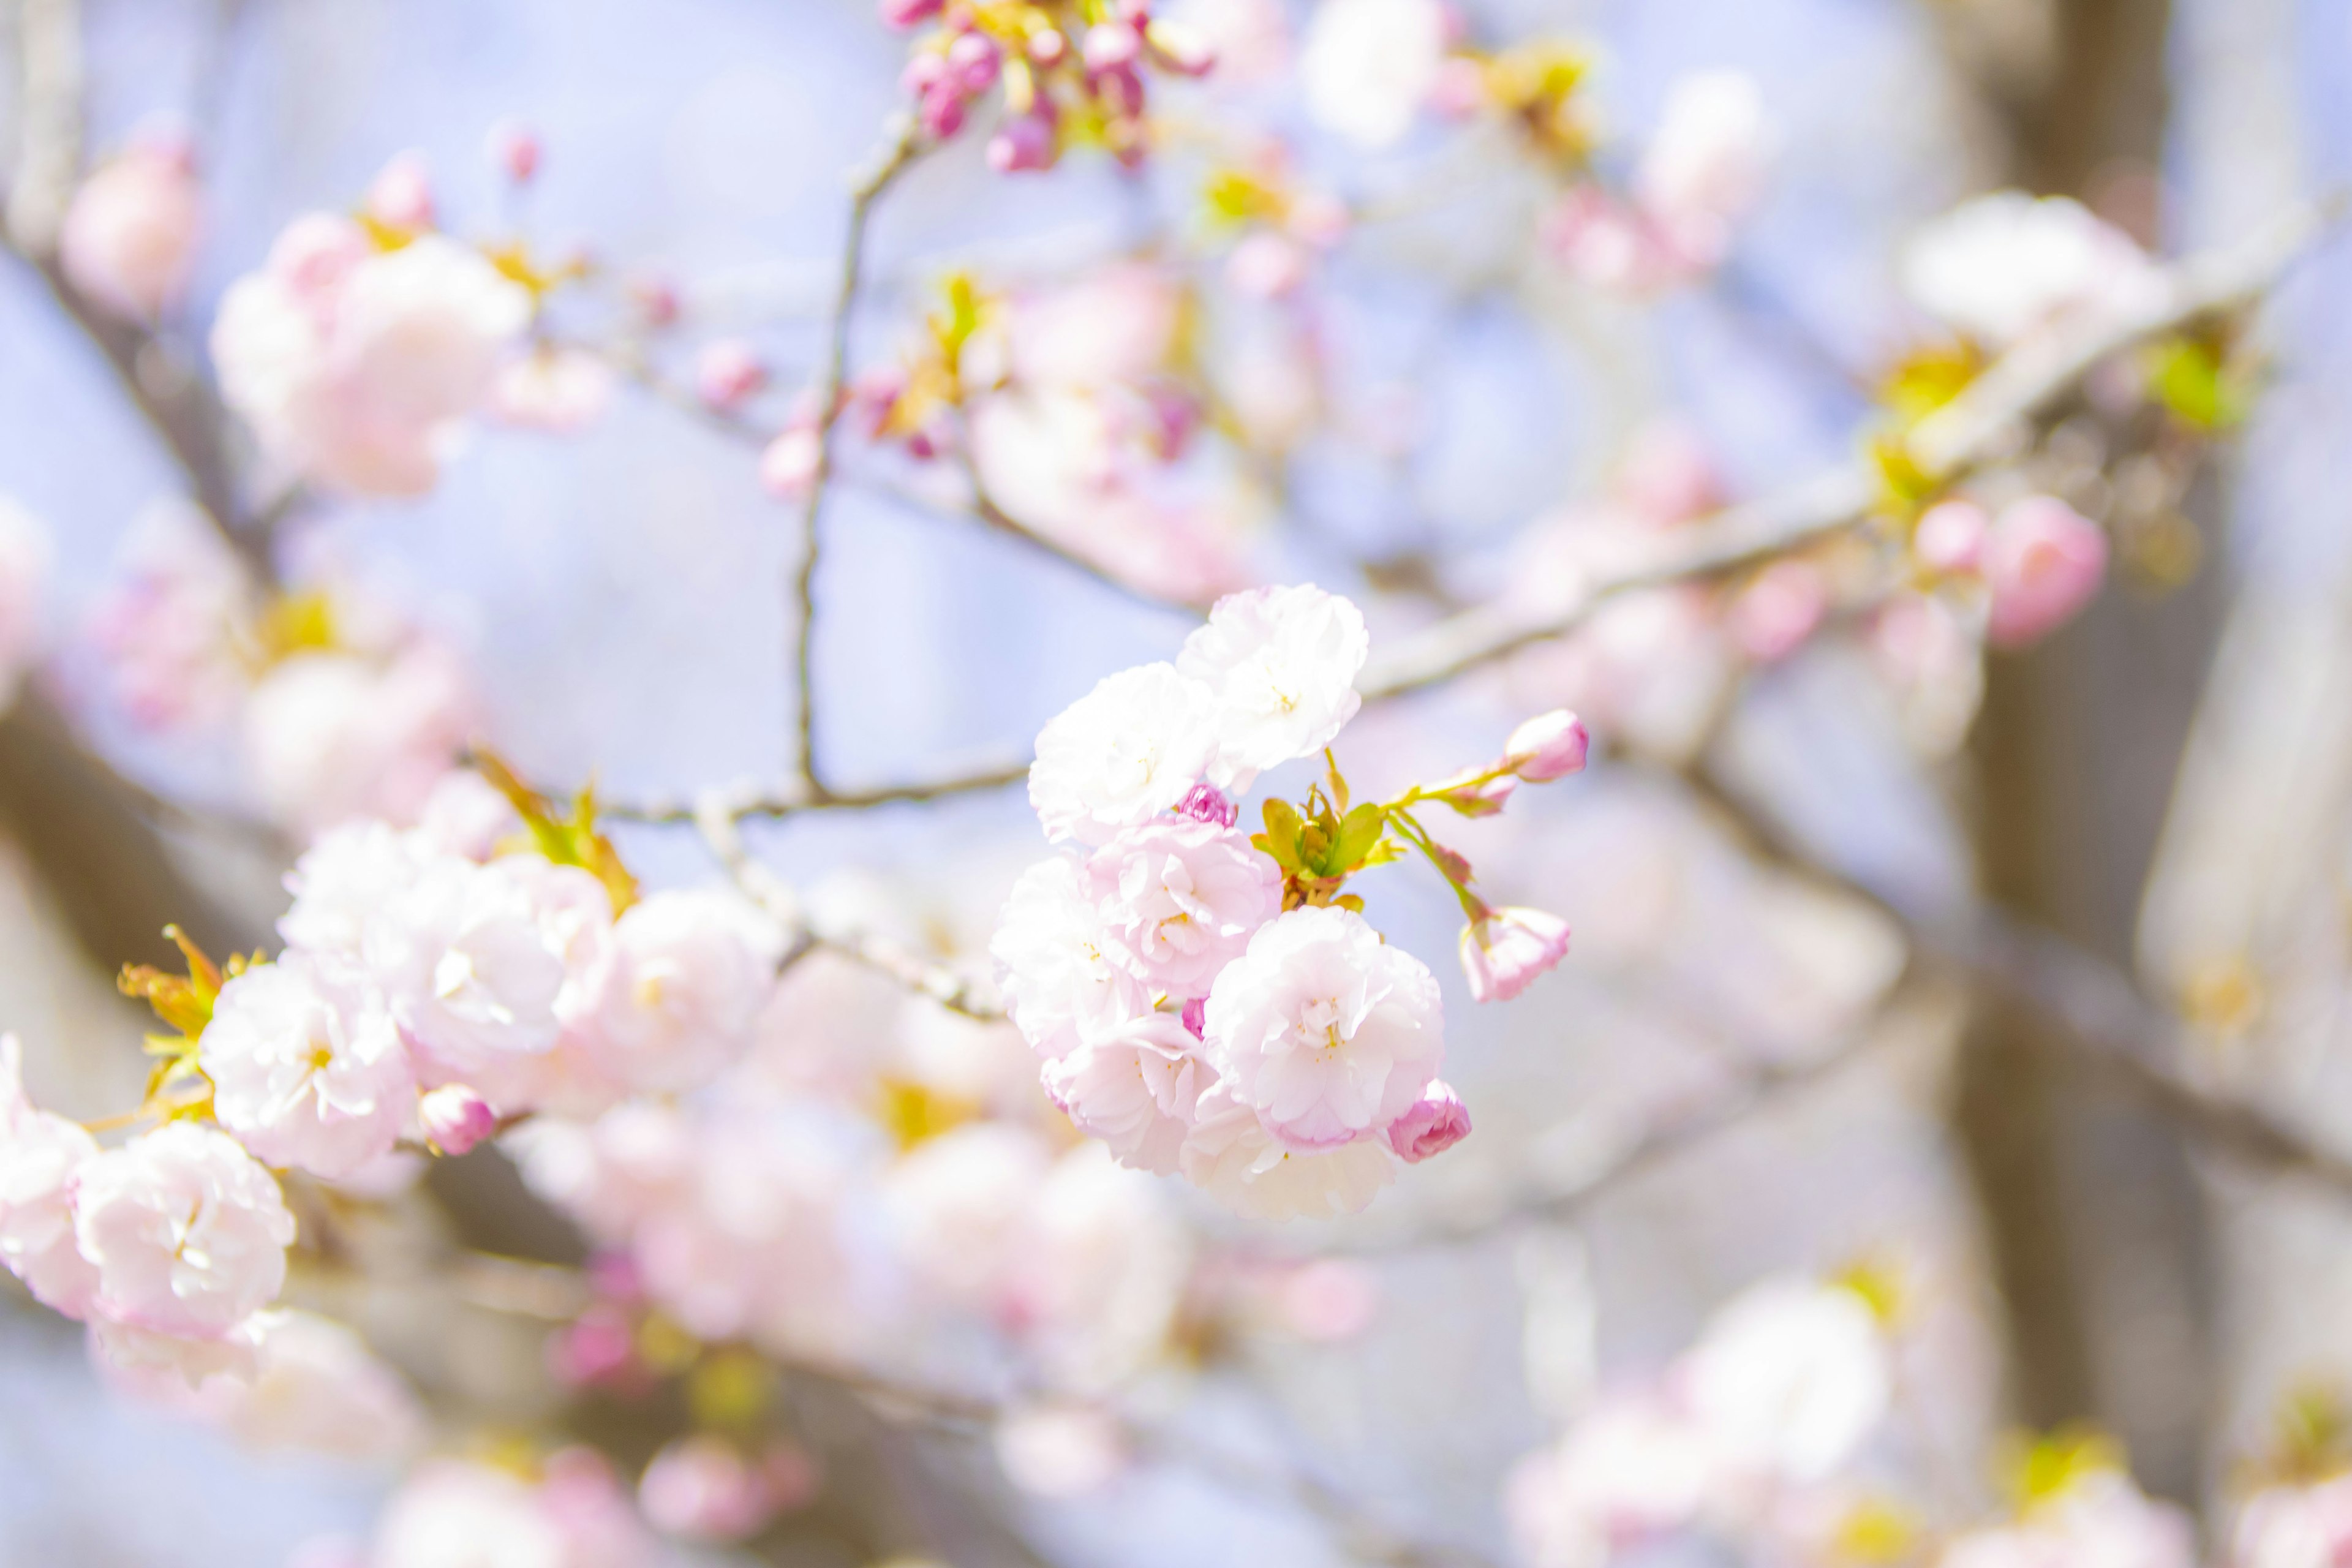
<box><xmin>992</xmin><ymin>855</ymin><xmax>1150</xmax><ymax>1061</ymax></box>
<box><xmin>1177</xmin><ymin>583</ymin><xmax>1369</xmax><ymax>788</ymax></box>
<box><xmin>1041</xmin><ymin>1009</ymin><xmax>1211</xmax><ymax>1175</ymax></box>
<box><xmin>201</xmin><ymin>955</ymin><xmax>415</xmax><ymax>1180</ymax></box>
<box><xmin>1901</xmin><ymin>191</ymin><xmax>2163</xmax><ymax>348</ymax></box>
<box><xmin>1028</xmin><ymin>662</ymin><xmax>1221</xmax><ymax>846</ymax></box>
<box><xmin>73</xmin><ymin>1123</ymin><xmax>295</xmax><ymax>1341</ymax></box>
<box><xmin>1087</xmin><ymin>818</ymin><xmax>1281</xmax><ymax>994</ymax></box>
<box><xmin>586</xmin><ymin>888</ymin><xmax>782</xmax><ymax>1093</ymax></box>
<box><xmin>0</xmin><ymin>1033</ymin><xmax>100</xmax><ymax>1315</ymax></box>
<box><xmin>1300</xmin><ymin>0</ymin><xmax>1448</xmax><ymax>149</ymax></box>
<box><xmin>1178</xmin><ymin>1082</ymin><xmax>1396</xmax><ymax>1218</ymax></box>
<box><xmin>1678</xmin><ymin>1275</ymin><xmax>1890</xmax><ymax>1485</ymax></box>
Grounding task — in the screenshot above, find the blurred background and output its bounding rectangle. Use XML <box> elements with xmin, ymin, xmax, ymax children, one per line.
<box><xmin>1</xmin><ymin>0</ymin><xmax>2348</xmax><ymax>1563</ymax></box>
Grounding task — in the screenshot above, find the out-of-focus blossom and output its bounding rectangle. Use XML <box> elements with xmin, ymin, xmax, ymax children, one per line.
<box><xmin>1914</xmin><ymin>497</ymin><xmax>1991</xmax><ymax>575</ymax></box>
<box><xmin>213</xmin><ymin>210</ymin><xmax>532</xmax><ymax>496</ymax></box>
<box><xmin>413</xmin><ymin>769</ymin><xmax>524</xmax><ymax>861</ymax></box>
<box><xmin>1727</xmin><ymin>559</ymin><xmax>1829</xmax><ymax>663</ymax></box>
<box><xmin>128</xmin><ymin>1308</ymin><xmax>426</xmax><ymax>1461</ymax></box>
<box><xmin>200</xmin><ymin>954</ymin><xmax>414</xmax><ymax>1181</ymax></box>
<box><xmin>638</xmin><ymin>1435</ymin><xmax>816</xmax><ymax>1543</ymax></box>
<box><xmin>1385</xmin><ymin>1079</ymin><xmax>1471</xmax><ymax>1162</ymax></box>
<box><xmin>371</xmin><ymin>1451</ymin><xmax>657</xmax><ymax>1568</ymax></box>
<box><xmin>85</xmin><ymin>500</ymin><xmax>252</xmax><ymax>729</ymax></box>
<box><xmin>1204</xmin><ymin>905</ymin><xmax>1444</xmax><ymax>1152</ymax></box>
<box><xmin>489</xmin><ymin>120</ymin><xmax>543</xmax><ymax>184</ymax></box>
<box><xmin>365</xmin><ymin>152</ymin><xmax>437</xmax><ymax>233</ymax></box>
<box><xmin>759</xmin><ymin>421</ymin><xmax>821</xmax><ymax>499</ymax></box>
<box><xmin>0</xmin><ymin>1034</ymin><xmax>100</xmax><ymax>1316</ymax></box>
<box><xmin>996</xmin><ymin>1403</ymin><xmax>1129</xmax><ymax>1497</ymax></box>
<box><xmin>1027</xmin><ymin>663</ymin><xmax>1220</xmax><ymax>846</ymax></box>
<box><xmin>1985</xmin><ymin>496</ymin><xmax>2108</xmax><ymax>648</ymax></box>
<box><xmin>243</xmin><ymin>643</ymin><xmax>478</xmax><ymax>832</ymax></box>
<box><xmin>1178</xmin><ymin>1082</ymin><xmax>1397</xmax><ymax>1218</ymax></box>
<box><xmin>1678</xmin><ymin>1275</ymin><xmax>1890</xmax><ymax>1487</ymax></box>
<box><xmin>1300</xmin><ymin>0</ymin><xmax>1449</xmax><ymax>149</ymax></box>
<box><xmin>1901</xmin><ymin>192</ymin><xmax>2163</xmax><ymax>349</ymax></box>
<box><xmin>59</xmin><ymin>134</ymin><xmax>202</xmax><ymax>323</ymax></box>
<box><xmin>586</xmin><ymin>889</ymin><xmax>780</xmax><ymax>1093</ymax></box>
<box><xmin>491</xmin><ymin>345</ymin><xmax>614</xmax><ymax>432</ymax></box>
<box><xmin>1460</xmin><ymin>906</ymin><xmax>1571</xmax><ymax>1002</ymax></box>
<box><xmin>2234</xmin><ymin>1474</ymin><xmax>2352</xmax><ymax>1568</ymax></box>
<box><xmin>1943</xmin><ymin>1461</ymin><xmax>2193</xmax><ymax>1568</ymax></box>
<box><xmin>1507</xmin><ymin>1394</ymin><xmax>1717</xmax><ymax>1568</ymax></box>
<box><xmin>1635</xmin><ymin>72</ymin><xmax>1776</xmax><ymax>270</ymax></box>
<box><xmin>74</xmin><ymin>1123</ymin><xmax>294</xmax><ymax>1343</ymax></box>
<box><xmin>1178</xmin><ymin>584</ymin><xmax>1368</xmax><ymax>788</ymax></box>
<box><xmin>695</xmin><ymin>339</ymin><xmax>767</xmax><ymax>411</ymax></box>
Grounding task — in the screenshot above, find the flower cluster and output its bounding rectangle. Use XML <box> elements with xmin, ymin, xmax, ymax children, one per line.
<box><xmin>211</xmin><ymin>154</ymin><xmax>553</xmax><ymax>497</ymax></box>
<box><xmin>885</xmin><ymin>0</ymin><xmax>1215</xmax><ymax>173</ymax></box>
<box><xmin>995</xmin><ymin>584</ymin><xmax>1585</xmax><ymax>1216</ymax></box>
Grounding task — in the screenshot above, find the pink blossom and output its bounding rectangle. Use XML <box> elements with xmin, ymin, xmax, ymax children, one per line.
<box><xmin>491</xmin><ymin>346</ymin><xmax>614</xmax><ymax>432</ymax></box>
<box><xmin>1088</xmin><ymin>818</ymin><xmax>1280</xmax><ymax>993</ymax></box>
<box><xmin>1727</xmin><ymin>559</ymin><xmax>1828</xmax><ymax>663</ymax></box>
<box><xmin>1509</xmin><ymin>1395</ymin><xmax>1718</xmax><ymax>1567</ymax></box>
<box><xmin>59</xmin><ymin>135</ymin><xmax>202</xmax><ymax>323</ymax></box>
<box><xmin>1276</xmin><ymin>1257</ymin><xmax>1379</xmax><ymax>1340</ymax></box>
<box><xmin>1028</xmin><ymin>662</ymin><xmax>1220</xmax><ymax>846</ymax></box>
<box><xmin>371</xmin><ymin>1452</ymin><xmax>657</xmax><ymax>1568</ymax></box>
<box><xmin>989</xmin><ymin>105</ymin><xmax>1061</xmax><ymax>174</ymax></box>
<box><xmin>1635</xmin><ymin>72</ymin><xmax>1776</xmax><ymax>271</ymax></box>
<box><xmin>1385</xmin><ymin>1079</ymin><xmax>1471</xmax><ymax>1162</ymax></box>
<box><xmin>2234</xmin><ymin>1476</ymin><xmax>2352</xmax><ymax>1568</ymax></box>
<box><xmin>1300</xmin><ymin>0</ymin><xmax>1448</xmax><ymax>149</ymax></box>
<box><xmin>1616</xmin><ymin>421</ymin><xmax>1725</xmax><ymax>526</ymax></box>
<box><xmin>639</xmin><ymin>1435</ymin><xmax>816</xmax><ymax>1542</ymax></box>
<box><xmin>1177</xmin><ymin>584</ymin><xmax>1369</xmax><ymax>789</ymax></box>
<box><xmin>420</xmin><ymin>1084</ymin><xmax>498</xmax><ymax>1155</ymax></box>
<box><xmin>74</xmin><ymin>1123</ymin><xmax>294</xmax><ymax>1341</ymax></box>
<box><xmin>1204</xmin><ymin>905</ymin><xmax>1445</xmax><ymax>1152</ymax></box>
<box><xmin>85</xmin><ymin>500</ymin><xmax>252</xmax><ymax>729</ymax></box>
<box><xmin>1902</xmin><ymin>191</ymin><xmax>2163</xmax><ymax>348</ymax></box>
<box><xmin>1178</xmin><ymin>1084</ymin><xmax>1397</xmax><ymax>1219</ymax></box>
<box><xmin>992</xmin><ymin>854</ymin><xmax>1152</xmax><ymax>1060</ymax></box>
<box><xmin>242</xmin><ymin>643</ymin><xmax>477</xmax><ymax>832</ymax></box>
<box><xmin>1041</xmin><ymin>1009</ymin><xmax>1212</xmax><ymax>1175</ymax></box>
<box><xmin>1226</xmin><ymin>229</ymin><xmax>1311</xmax><ymax>298</ymax></box>
<box><xmin>695</xmin><ymin>339</ymin><xmax>767</xmax><ymax>410</ymax></box>
<box><xmin>364</xmin><ymin>151</ymin><xmax>437</xmax><ymax>232</ymax></box>
<box><xmin>1986</xmin><ymin>496</ymin><xmax>2108</xmax><ymax>647</ymax></box>
<box><xmin>760</xmin><ymin>423</ymin><xmax>821</xmax><ymax>498</ymax></box>
<box><xmin>1506</xmin><ymin>709</ymin><xmax>1591</xmax><ymax>782</ymax></box>
<box><xmin>200</xmin><ymin>954</ymin><xmax>415</xmax><ymax>1180</ymax></box>
<box><xmin>1914</xmin><ymin>497</ymin><xmax>1991</xmax><ymax>575</ymax></box>
<box><xmin>0</xmin><ymin>1034</ymin><xmax>101</xmax><ymax>1316</ymax></box>
<box><xmin>1459</xmin><ymin>906</ymin><xmax>1570</xmax><ymax>1002</ymax></box>
<box><xmin>1177</xmin><ymin>781</ymin><xmax>1238</xmax><ymax>828</ymax></box>
<box><xmin>1679</xmin><ymin>1275</ymin><xmax>1889</xmax><ymax>1485</ymax></box>
<box><xmin>878</xmin><ymin>0</ymin><xmax>943</xmax><ymax>29</ymax></box>
<box><xmin>586</xmin><ymin>888</ymin><xmax>781</xmax><ymax>1093</ymax></box>
<box><xmin>488</xmin><ymin>119</ymin><xmax>542</xmax><ymax>183</ymax></box>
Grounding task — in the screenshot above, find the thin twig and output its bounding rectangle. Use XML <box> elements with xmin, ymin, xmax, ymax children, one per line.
<box><xmin>1358</xmin><ymin>196</ymin><xmax>2338</xmax><ymax>701</ymax></box>
<box><xmin>791</xmin><ymin>118</ymin><xmax>924</xmax><ymax>798</ymax></box>
<box><xmin>603</xmin><ymin>757</ymin><xmax>1029</xmax><ymax>826</ymax></box>
<box><xmin>5</xmin><ymin>0</ymin><xmax>80</xmax><ymax>255</ymax></box>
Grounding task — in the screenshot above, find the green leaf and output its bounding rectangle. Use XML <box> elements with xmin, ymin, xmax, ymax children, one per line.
<box><xmin>1299</xmin><ymin>821</ymin><xmax>1334</xmax><ymax>875</ymax></box>
<box><xmin>1333</xmin><ymin>803</ymin><xmax>1387</xmax><ymax>870</ymax></box>
<box><xmin>1261</xmin><ymin>797</ymin><xmax>1303</xmax><ymax>861</ymax></box>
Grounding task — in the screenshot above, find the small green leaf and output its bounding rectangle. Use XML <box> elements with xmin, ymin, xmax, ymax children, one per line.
<box><xmin>1299</xmin><ymin>821</ymin><xmax>1334</xmax><ymax>875</ymax></box>
<box><xmin>1333</xmin><ymin>803</ymin><xmax>1387</xmax><ymax>869</ymax></box>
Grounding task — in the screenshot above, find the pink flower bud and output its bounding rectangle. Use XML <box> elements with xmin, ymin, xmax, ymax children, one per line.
<box><xmin>364</xmin><ymin>151</ymin><xmax>436</xmax><ymax>232</ymax></box>
<box><xmin>1176</xmin><ymin>781</ymin><xmax>1237</xmax><ymax>827</ymax></box>
<box><xmin>628</xmin><ymin>273</ymin><xmax>682</xmax><ymax>327</ymax></box>
<box><xmin>548</xmin><ymin>1305</ymin><xmax>639</xmax><ymax>1388</ymax></box>
<box><xmin>419</xmin><ymin>1084</ymin><xmax>497</xmax><ymax>1155</ymax></box>
<box><xmin>1431</xmin><ymin>843</ymin><xmax>1475</xmax><ymax>884</ymax></box>
<box><xmin>695</xmin><ymin>339</ymin><xmax>767</xmax><ymax>411</ymax></box>
<box><xmin>946</xmin><ymin>31</ymin><xmax>1004</xmax><ymax>94</ymax></box>
<box><xmin>1460</xmin><ymin>907</ymin><xmax>1570</xmax><ymax>1002</ymax></box>
<box><xmin>1084</xmin><ymin>21</ymin><xmax>1142</xmax><ymax>72</ymax></box>
<box><xmin>918</xmin><ymin>83</ymin><xmax>970</xmax><ymax>141</ymax></box>
<box><xmin>1913</xmin><ymin>498</ymin><xmax>1989</xmax><ymax>575</ymax></box>
<box><xmin>1504</xmin><ymin>710</ymin><xmax>1589</xmax><ymax>782</ymax></box>
<box><xmin>1027</xmin><ymin>26</ymin><xmax>1068</xmax><ymax>65</ymax></box>
<box><xmin>1386</xmin><ymin>1079</ymin><xmax>1472</xmax><ymax>1162</ymax></box>
<box><xmin>1986</xmin><ymin>495</ymin><xmax>2107</xmax><ymax>647</ymax></box>
<box><xmin>1181</xmin><ymin>997</ymin><xmax>1207</xmax><ymax>1039</ymax></box>
<box><xmin>987</xmin><ymin>107</ymin><xmax>1060</xmax><ymax>175</ymax></box>
<box><xmin>760</xmin><ymin>426</ymin><xmax>821</xmax><ymax>499</ymax></box>
<box><xmin>878</xmin><ymin>0</ymin><xmax>943</xmax><ymax>28</ymax></box>
<box><xmin>1727</xmin><ymin>559</ymin><xmax>1827</xmax><ymax>663</ymax></box>
<box><xmin>488</xmin><ymin>119</ymin><xmax>541</xmax><ymax>183</ymax></box>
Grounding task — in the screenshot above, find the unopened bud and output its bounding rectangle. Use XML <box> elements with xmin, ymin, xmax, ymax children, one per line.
<box><xmin>420</xmin><ymin>1084</ymin><xmax>496</xmax><ymax>1155</ymax></box>
<box><xmin>1504</xmin><ymin>710</ymin><xmax>1589</xmax><ymax>782</ymax></box>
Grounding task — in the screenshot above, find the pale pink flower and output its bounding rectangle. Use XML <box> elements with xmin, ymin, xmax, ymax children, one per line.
<box><xmin>88</xmin><ymin>1313</ymin><xmax>268</xmax><ymax>1390</ymax></box>
<box><xmin>2233</xmin><ymin>1476</ymin><xmax>2352</xmax><ymax>1568</ymax></box>
<box><xmin>489</xmin><ymin>120</ymin><xmax>543</xmax><ymax>184</ymax></box>
<box><xmin>1901</xmin><ymin>192</ymin><xmax>2163</xmax><ymax>348</ymax></box>
<box><xmin>1177</xmin><ymin>583</ymin><xmax>1368</xmax><ymax>788</ymax></box>
<box><xmin>996</xmin><ymin>1403</ymin><xmax>1129</xmax><ymax>1497</ymax></box>
<box><xmin>1028</xmin><ymin>662</ymin><xmax>1221</xmax><ymax>845</ymax></box>
<box><xmin>1178</xmin><ymin>1082</ymin><xmax>1396</xmax><ymax>1218</ymax></box>
<box><xmin>213</xmin><ymin>222</ymin><xmax>532</xmax><ymax>496</ymax></box>
<box><xmin>373</xmin><ymin>1452</ymin><xmax>657</xmax><ymax>1568</ymax></box>
<box><xmin>1017</xmin><ymin>1145</ymin><xmax>1191</xmax><ymax>1389</ymax></box>
<box><xmin>242</xmin><ymin>643</ymin><xmax>477</xmax><ymax>832</ymax></box>
<box><xmin>1041</xmin><ymin>1009</ymin><xmax>1212</xmax><ymax>1175</ymax></box>
<box><xmin>1679</xmin><ymin>1275</ymin><xmax>1889</xmax><ymax>1485</ymax></box>
<box><xmin>1944</xmin><ymin>1469</ymin><xmax>2192</xmax><ymax>1568</ymax></box>
<box><xmin>0</xmin><ymin>1033</ymin><xmax>100</xmax><ymax>1315</ymax></box>
<box><xmin>1506</xmin><ymin>710</ymin><xmax>1590</xmax><ymax>782</ymax></box>
<box><xmin>1204</xmin><ymin>905</ymin><xmax>1444</xmax><ymax>1151</ymax></box>
<box><xmin>1508</xmin><ymin>1395</ymin><xmax>1717</xmax><ymax>1568</ymax></box>
<box><xmin>758</xmin><ymin>424</ymin><xmax>821</xmax><ymax>499</ymax></box>
<box><xmin>162</xmin><ymin>1308</ymin><xmax>426</xmax><ymax>1460</ymax></box>
<box><xmin>993</xmin><ymin>854</ymin><xmax>1152</xmax><ymax>1061</ymax></box>
<box><xmin>1727</xmin><ymin>559</ymin><xmax>1828</xmax><ymax>663</ymax></box>
<box><xmin>586</xmin><ymin>888</ymin><xmax>780</xmax><ymax>1093</ymax></box>
<box><xmin>885</xmin><ymin>1121</ymin><xmax>1054</xmax><ymax>1310</ymax></box>
<box><xmin>1547</xmin><ymin>186</ymin><xmax>1683</xmax><ymax>295</ymax></box>
<box><xmin>1635</xmin><ymin>71</ymin><xmax>1776</xmax><ymax>271</ymax></box>
<box><xmin>59</xmin><ymin>135</ymin><xmax>202</xmax><ymax>323</ymax></box>
<box><xmin>1385</xmin><ymin>1079</ymin><xmax>1471</xmax><ymax>1162</ymax></box>
<box><xmin>420</xmin><ymin>1084</ymin><xmax>498</xmax><ymax>1155</ymax></box>
<box><xmin>1460</xmin><ymin>907</ymin><xmax>1570</xmax><ymax>1002</ymax></box>
<box><xmin>1986</xmin><ymin>496</ymin><xmax>2107</xmax><ymax>647</ymax></box>
<box><xmin>413</xmin><ymin>768</ymin><xmax>524</xmax><ymax>861</ymax></box>
<box><xmin>278</xmin><ymin>819</ymin><xmax>447</xmax><ymax>956</ymax></box>
<box><xmin>86</xmin><ymin>499</ymin><xmax>253</xmax><ymax>729</ymax></box>
<box><xmin>491</xmin><ymin>345</ymin><xmax>614</xmax><ymax>432</ymax></box>
<box><xmin>1088</xmin><ymin>818</ymin><xmax>1280</xmax><ymax>993</ymax></box>
<box><xmin>1300</xmin><ymin>0</ymin><xmax>1448</xmax><ymax>149</ymax></box>
<box><xmin>74</xmin><ymin>1123</ymin><xmax>294</xmax><ymax>1340</ymax></box>
<box><xmin>1226</xmin><ymin>230</ymin><xmax>1311</xmax><ymax>298</ymax></box>
<box><xmin>1914</xmin><ymin>497</ymin><xmax>1991</xmax><ymax>575</ymax></box>
<box><xmin>1616</xmin><ymin>421</ymin><xmax>1726</xmax><ymax>526</ymax></box>
<box><xmin>200</xmin><ymin>955</ymin><xmax>413</xmax><ymax>1180</ymax></box>
<box><xmin>364</xmin><ymin>152</ymin><xmax>437</xmax><ymax>232</ymax></box>
<box><xmin>695</xmin><ymin>339</ymin><xmax>768</xmax><ymax>410</ymax></box>
<box><xmin>639</xmin><ymin>1435</ymin><xmax>815</xmax><ymax>1542</ymax></box>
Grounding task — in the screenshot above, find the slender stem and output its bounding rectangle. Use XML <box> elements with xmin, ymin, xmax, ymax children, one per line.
<box><xmin>790</xmin><ymin>118</ymin><xmax>923</xmax><ymax>799</ymax></box>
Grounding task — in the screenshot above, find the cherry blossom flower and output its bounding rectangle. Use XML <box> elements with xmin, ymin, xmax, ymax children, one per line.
<box><xmin>59</xmin><ymin>134</ymin><xmax>202</xmax><ymax>323</ymax></box>
<box><xmin>1507</xmin><ymin>1394</ymin><xmax>1718</xmax><ymax>1568</ymax></box>
<box><xmin>200</xmin><ymin>954</ymin><xmax>415</xmax><ymax>1180</ymax></box>
<box><xmin>1300</xmin><ymin>0</ymin><xmax>1449</xmax><ymax>149</ymax></box>
<box><xmin>1945</xmin><ymin>1466</ymin><xmax>2193</xmax><ymax>1568</ymax></box>
<box><xmin>1176</xmin><ymin>583</ymin><xmax>1369</xmax><ymax>788</ymax></box>
<box><xmin>884</xmin><ymin>1120</ymin><xmax>1053</xmax><ymax>1309</ymax></box>
<box><xmin>1460</xmin><ymin>906</ymin><xmax>1571</xmax><ymax>1002</ymax></box>
<box><xmin>1901</xmin><ymin>191</ymin><xmax>2163</xmax><ymax>349</ymax></box>
<box><xmin>1028</xmin><ymin>662</ymin><xmax>1221</xmax><ymax>845</ymax></box>
<box><xmin>1385</xmin><ymin>1079</ymin><xmax>1471</xmax><ymax>1162</ymax></box>
<box><xmin>1087</xmin><ymin>818</ymin><xmax>1281</xmax><ymax>993</ymax></box>
<box><xmin>212</xmin><ymin>215</ymin><xmax>532</xmax><ymax>496</ymax></box>
<box><xmin>1678</xmin><ymin>1275</ymin><xmax>1890</xmax><ymax>1487</ymax></box>
<box><xmin>1203</xmin><ymin>905</ymin><xmax>1445</xmax><ymax>1151</ymax></box>
<box><xmin>490</xmin><ymin>345</ymin><xmax>614</xmax><ymax>432</ymax></box>
<box><xmin>1178</xmin><ymin>1082</ymin><xmax>1397</xmax><ymax>1218</ymax></box>
<box><xmin>1041</xmin><ymin>1009</ymin><xmax>1211</xmax><ymax>1175</ymax></box>
<box><xmin>73</xmin><ymin>1123</ymin><xmax>295</xmax><ymax>1341</ymax></box>
<box><xmin>0</xmin><ymin>1034</ymin><xmax>101</xmax><ymax>1316</ymax></box>
<box><xmin>1506</xmin><ymin>710</ymin><xmax>1591</xmax><ymax>782</ymax></box>
<box><xmin>1915</xmin><ymin>497</ymin><xmax>1992</xmax><ymax>575</ymax></box>
<box><xmin>372</xmin><ymin>1452</ymin><xmax>657</xmax><ymax>1568</ymax></box>
<box><xmin>585</xmin><ymin>888</ymin><xmax>782</xmax><ymax>1093</ymax></box>
<box><xmin>86</xmin><ymin>500</ymin><xmax>253</xmax><ymax>729</ymax></box>
<box><xmin>2234</xmin><ymin>1474</ymin><xmax>2352</xmax><ymax>1568</ymax></box>
<box><xmin>993</xmin><ymin>854</ymin><xmax>1152</xmax><ymax>1061</ymax></box>
<box><xmin>1986</xmin><ymin>496</ymin><xmax>2108</xmax><ymax>648</ymax></box>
